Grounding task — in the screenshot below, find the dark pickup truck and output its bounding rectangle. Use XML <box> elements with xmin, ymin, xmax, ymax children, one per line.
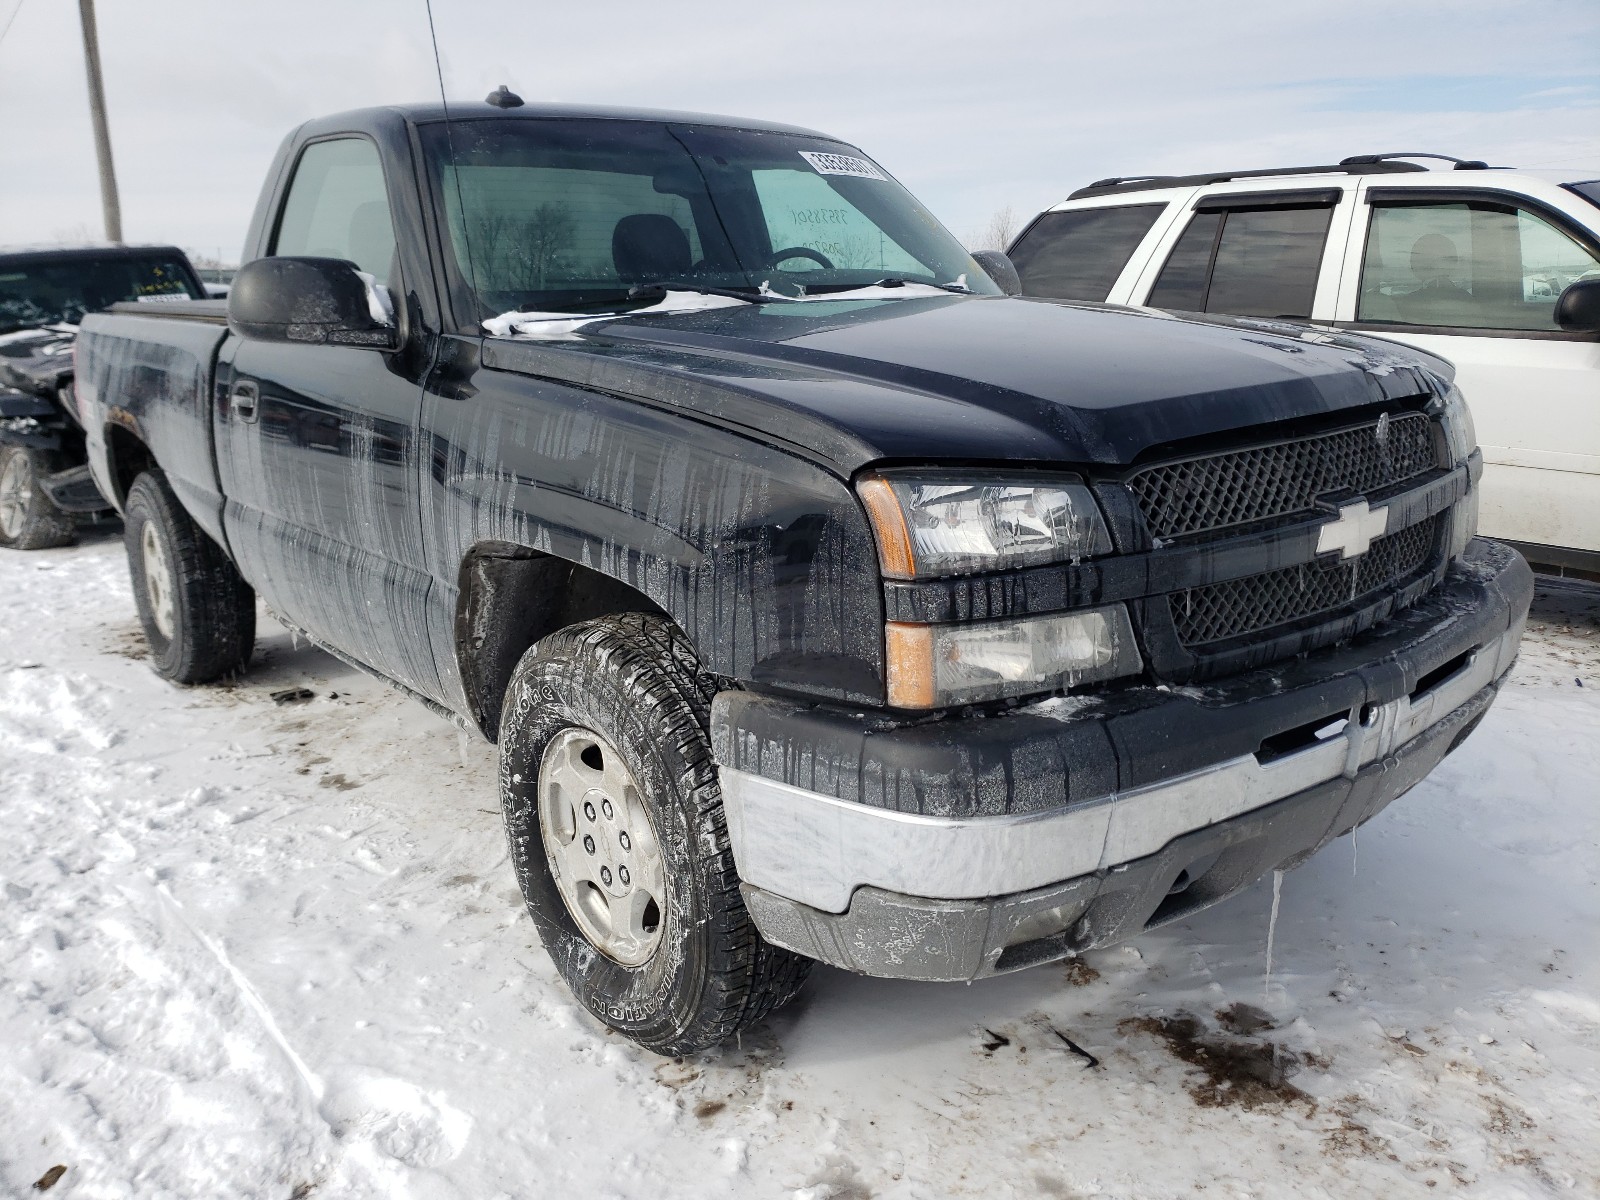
<box><xmin>76</xmin><ymin>99</ymin><xmax>1532</xmax><ymax>1054</ymax></box>
<box><xmin>0</xmin><ymin>245</ymin><xmax>206</xmax><ymax>548</ymax></box>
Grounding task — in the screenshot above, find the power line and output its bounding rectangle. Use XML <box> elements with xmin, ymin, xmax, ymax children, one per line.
<box><xmin>0</xmin><ymin>0</ymin><xmax>26</xmax><ymax>50</ymax></box>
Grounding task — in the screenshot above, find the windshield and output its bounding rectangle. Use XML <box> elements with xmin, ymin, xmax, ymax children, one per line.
<box><xmin>0</xmin><ymin>255</ymin><xmax>202</xmax><ymax>334</ymax></box>
<box><xmin>420</xmin><ymin>118</ymin><xmax>996</xmax><ymax>319</ymax></box>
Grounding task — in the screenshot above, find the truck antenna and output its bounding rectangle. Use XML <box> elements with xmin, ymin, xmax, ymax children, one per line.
<box><xmin>423</xmin><ymin>0</ymin><xmax>482</xmax><ymax>309</ymax></box>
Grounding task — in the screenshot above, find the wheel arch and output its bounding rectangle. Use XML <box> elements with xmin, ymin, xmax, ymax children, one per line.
<box><xmin>454</xmin><ymin>540</ymin><xmax>671</xmax><ymax>741</ymax></box>
<box><xmin>103</xmin><ymin>421</ymin><xmax>157</xmax><ymax>510</ymax></box>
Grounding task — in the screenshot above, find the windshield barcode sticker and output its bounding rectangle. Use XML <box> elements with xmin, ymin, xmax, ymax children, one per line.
<box><xmin>799</xmin><ymin>151</ymin><xmax>887</xmax><ymax>181</ymax></box>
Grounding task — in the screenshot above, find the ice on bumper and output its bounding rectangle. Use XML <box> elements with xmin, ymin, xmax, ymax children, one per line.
<box><xmin>715</xmin><ymin>543</ymin><xmax>1530</xmax><ymax>920</ymax></box>
<box><xmin>723</xmin><ymin>616</ymin><xmax>1519</xmax><ymax>914</ymax></box>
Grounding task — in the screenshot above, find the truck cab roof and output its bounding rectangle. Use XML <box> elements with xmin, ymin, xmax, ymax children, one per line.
<box><xmin>300</xmin><ymin>101</ymin><xmax>834</xmax><ymax>140</ymax></box>
<box><xmin>0</xmin><ymin>244</ymin><xmax>195</xmax><ymax>264</ymax></box>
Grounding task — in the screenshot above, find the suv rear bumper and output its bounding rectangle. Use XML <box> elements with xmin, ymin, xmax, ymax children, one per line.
<box><xmin>711</xmin><ymin>538</ymin><xmax>1531</xmax><ymax>981</ymax></box>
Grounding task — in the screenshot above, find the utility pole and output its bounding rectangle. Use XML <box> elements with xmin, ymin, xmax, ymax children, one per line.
<box><xmin>77</xmin><ymin>0</ymin><xmax>122</xmax><ymax>243</ymax></box>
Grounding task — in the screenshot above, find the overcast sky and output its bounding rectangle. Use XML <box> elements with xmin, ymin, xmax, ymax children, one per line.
<box><xmin>1</xmin><ymin>0</ymin><xmax>1596</xmax><ymax>262</ymax></box>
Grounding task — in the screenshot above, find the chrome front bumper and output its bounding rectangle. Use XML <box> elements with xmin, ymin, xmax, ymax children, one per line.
<box><xmin>721</xmin><ymin>619</ymin><xmax>1522</xmax><ymax>915</ymax></box>
<box><xmin>711</xmin><ymin>539</ymin><xmax>1533</xmax><ymax>980</ymax></box>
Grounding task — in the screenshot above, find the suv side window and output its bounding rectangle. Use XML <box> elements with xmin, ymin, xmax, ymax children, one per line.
<box><xmin>1148</xmin><ymin>202</ymin><xmax>1335</xmax><ymax>318</ymax></box>
<box><xmin>1008</xmin><ymin>205</ymin><xmax>1164</xmax><ymax>301</ymax></box>
<box><xmin>273</xmin><ymin>138</ymin><xmax>398</xmax><ymax>285</ymax></box>
<box><xmin>1357</xmin><ymin>198</ymin><xmax>1600</xmax><ymax>331</ymax></box>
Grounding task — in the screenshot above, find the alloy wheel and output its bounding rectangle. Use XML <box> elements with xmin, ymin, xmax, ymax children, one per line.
<box><xmin>0</xmin><ymin>451</ymin><xmax>32</xmax><ymax>540</ymax></box>
<box><xmin>140</xmin><ymin>519</ymin><xmax>176</xmax><ymax>639</ymax></box>
<box><xmin>537</xmin><ymin>727</ymin><xmax>667</xmax><ymax>967</ymax></box>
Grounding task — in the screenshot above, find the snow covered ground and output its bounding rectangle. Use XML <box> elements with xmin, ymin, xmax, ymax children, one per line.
<box><xmin>2</xmin><ymin>529</ymin><xmax>1596</xmax><ymax>1200</ymax></box>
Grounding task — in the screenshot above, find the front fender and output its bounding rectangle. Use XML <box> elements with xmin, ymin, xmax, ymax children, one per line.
<box><xmin>426</xmin><ymin>353</ymin><xmax>889</xmax><ymax>709</ymax></box>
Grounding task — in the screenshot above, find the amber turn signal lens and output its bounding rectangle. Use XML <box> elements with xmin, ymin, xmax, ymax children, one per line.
<box><xmin>856</xmin><ymin>475</ymin><xmax>916</xmax><ymax>580</ymax></box>
<box><xmin>885</xmin><ymin>622</ymin><xmax>936</xmax><ymax>709</ymax></box>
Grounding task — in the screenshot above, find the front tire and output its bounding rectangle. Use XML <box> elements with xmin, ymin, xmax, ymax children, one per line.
<box><xmin>0</xmin><ymin>444</ymin><xmax>75</xmax><ymax>550</ymax></box>
<box><xmin>499</xmin><ymin>613</ymin><xmax>811</xmax><ymax>1055</ymax></box>
<box><xmin>124</xmin><ymin>470</ymin><xmax>255</xmax><ymax>683</ymax></box>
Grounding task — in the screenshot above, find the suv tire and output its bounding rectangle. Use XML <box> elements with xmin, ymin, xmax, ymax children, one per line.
<box><xmin>0</xmin><ymin>444</ymin><xmax>76</xmax><ymax>551</ymax></box>
<box><xmin>499</xmin><ymin>612</ymin><xmax>811</xmax><ymax>1054</ymax></box>
<box><xmin>125</xmin><ymin>469</ymin><xmax>255</xmax><ymax>683</ymax></box>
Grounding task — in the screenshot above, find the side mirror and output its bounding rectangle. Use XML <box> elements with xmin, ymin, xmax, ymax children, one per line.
<box><xmin>971</xmin><ymin>249</ymin><xmax>1022</xmax><ymax>296</ymax></box>
<box><xmin>1555</xmin><ymin>277</ymin><xmax>1600</xmax><ymax>333</ymax></box>
<box><xmin>228</xmin><ymin>257</ymin><xmax>397</xmax><ymax>348</ymax></box>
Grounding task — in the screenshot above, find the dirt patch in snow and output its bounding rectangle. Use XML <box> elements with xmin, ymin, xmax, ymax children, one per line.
<box><xmin>1061</xmin><ymin>957</ymin><xmax>1101</xmax><ymax>987</ymax></box>
<box><xmin>1215</xmin><ymin>1000</ymin><xmax>1276</xmax><ymax>1035</ymax></box>
<box><xmin>1322</xmin><ymin>1096</ymin><xmax>1395</xmax><ymax>1161</ymax></box>
<box><xmin>1515</xmin><ymin>578</ymin><xmax>1600</xmax><ymax>686</ymax></box>
<box><xmin>100</xmin><ymin>620</ymin><xmax>149</xmax><ymax>662</ymax></box>
<box><xmin>1119</xmin><ymin>1012</ymin><xmax>1318</xmax><ymax>1113</ymax></box>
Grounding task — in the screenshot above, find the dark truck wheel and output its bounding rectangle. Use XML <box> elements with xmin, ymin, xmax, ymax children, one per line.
<box><xmin>0</xmin><ymin>444</ymin><xmax>76</xmax><ymax>550</ymax></box>
<box><xmin>125</xmin><ymin>470</ymin><xmax>256</xmax><ymax>684</ymax></box>
<box><xmin>499</xmin><ymin>612</ymin><xmax>811</xmax><ymax>1055</ymax></box>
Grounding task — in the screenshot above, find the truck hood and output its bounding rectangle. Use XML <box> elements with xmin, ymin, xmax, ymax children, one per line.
<box><xmin>0</xmin><ymin>324</ymin><xmax>76</xmax><ymax>401</ymax></box>
<box><xmin>480</xmin><ymin>294</ymin><xmax>1453</xmax><ymax>472</ymax></box>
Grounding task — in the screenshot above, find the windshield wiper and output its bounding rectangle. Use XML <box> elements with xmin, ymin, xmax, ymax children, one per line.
<box><xmin>510</xmin><ymin>283</ymin><xmax>771</xmax><ymax>315</ymax></box>
<box><xmin>628</xmin><ymin>282</ymin><xmax>775</xmax><ymax>304</ymax></box>
<box><xmin>873</xmin><ymin>276</ymin><xmax>971</xmax><ymax>294</ymax></box>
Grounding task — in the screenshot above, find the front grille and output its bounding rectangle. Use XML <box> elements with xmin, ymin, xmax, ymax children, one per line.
<box><xmin>1169</xmin><ymin>515</ymin><xmax>1442</xmax><ymax>647</ymax></box>
<box><xmin>1127</xmin><ymin>412</ymin><xmax>1437</xmax><ymax>543</ymax></box>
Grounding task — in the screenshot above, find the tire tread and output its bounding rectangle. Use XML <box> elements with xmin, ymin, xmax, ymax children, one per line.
<box><xmin>511</xmin><ymin>612</ymin><xmax>811</xmax><ymax>1053</ymax></box>
<box><xmin>0</xmin><ymin>445</ymin><xmax>75</xmax><ymax>550</ymax></box>
<box><xmin>125</xmin><ymin>469</ymin><xmax>254</xmax><ymax>684</ymax></box>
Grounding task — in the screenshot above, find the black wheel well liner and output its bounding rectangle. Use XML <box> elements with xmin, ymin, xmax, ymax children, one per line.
<box><xmin>454</xmin><ymin>541</ymin><xmax>670</xmax><ymax>741</ymax></box>
<box><xmin>104</xmin><ymin>423</ymin><xmax>156</xmax><ymax>509</ymax></box>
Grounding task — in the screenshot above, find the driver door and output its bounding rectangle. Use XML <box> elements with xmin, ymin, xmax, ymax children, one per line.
<box><xmin>216</xmin><ymin>135</ymin><xmax>441</xmax><ymax>696</ymax></box>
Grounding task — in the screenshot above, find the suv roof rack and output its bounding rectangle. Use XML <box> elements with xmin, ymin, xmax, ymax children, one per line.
<box><xmin>1066</xmin><ymin>153</ymin><xmax>1498</xmax><ymax>201</ymax></box>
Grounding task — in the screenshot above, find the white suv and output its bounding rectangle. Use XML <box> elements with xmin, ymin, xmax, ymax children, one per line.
<box><xmin>1010</xmin><ymin>155</ymin><xmax>1600</xmax><ymax>576</ymax></box>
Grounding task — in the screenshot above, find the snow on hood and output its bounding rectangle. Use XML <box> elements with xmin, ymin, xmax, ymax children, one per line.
<box><xmin>483</xmin><ymin>282</ymin><xmax>961</xmax><ymax>341</ymax></box>
<box><xmin>0</xmin><ymin>323</ymin><xmax>77</xmax><ymax>349</ymax></box>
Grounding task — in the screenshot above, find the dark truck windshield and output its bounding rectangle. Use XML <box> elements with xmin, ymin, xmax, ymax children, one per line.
<box><xmin>0</xmin><ymin>254</ymin><xmax>202</xmax><ymax>334</ymax></box>
<box><xmin>420</xmin><ymin>118</ymin><xmax>997</xmax><ymax>318</ymax></box>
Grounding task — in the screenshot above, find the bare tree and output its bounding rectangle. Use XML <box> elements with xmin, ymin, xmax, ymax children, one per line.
<box><xmin>522</xmin><ymin>202</ymin><xmax>577</xmax><ymax>289</ymax></box>
<box><xmin>968</xmin><ymin>205</ymin><xmax>1021</xmax><ymax>253</ymax></box>
<box><xmin>468</xmin><ymin>201</ymin><xmax>577</xmax><ymax>291</ymax></box>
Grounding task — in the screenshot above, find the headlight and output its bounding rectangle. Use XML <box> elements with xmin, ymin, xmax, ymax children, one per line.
<box><xmin>858</xmin><ymin>474</ymin><xmax>1113</xmax><ymax>579</ymax></box>
<box><xmin>886</xmin><ymin>606</ymin><xmax>1141</xmax><ymax>708</ymax></box>
<box><xmin>1437</xmin><ymin>382</ymin><xmax>1477</xmax><ymax>465</ymax></box>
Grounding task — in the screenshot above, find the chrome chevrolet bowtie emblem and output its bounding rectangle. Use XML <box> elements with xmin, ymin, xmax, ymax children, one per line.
<box><xmin>1317</xmin><ymin>498</ymin><xmax>1389</xmax><ymax>559</ymax></box>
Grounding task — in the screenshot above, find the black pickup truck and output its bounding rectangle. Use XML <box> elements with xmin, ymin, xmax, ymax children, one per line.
<box><xmin>76</xmin><ymin>99</ymin><xmax>1532</xmax><ymax>1054</ymax></box>
<box><xmin>0</xmin><ymin>245</ymin><xmax>206</xmax><ymax>548</ymax></box>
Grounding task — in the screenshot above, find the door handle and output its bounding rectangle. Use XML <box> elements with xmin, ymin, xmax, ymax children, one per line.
<box><xmin>231</xmin><ymin>380</ymin><xmax>260</xmax><ymax>423</ymax></box>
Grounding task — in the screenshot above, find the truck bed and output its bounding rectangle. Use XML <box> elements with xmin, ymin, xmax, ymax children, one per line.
<box><xmin>76</xmin><ymin>307</ymin><xmax>232</xmax><ymax>545</ymax></box>
<box><xmin>105</xmin><ymin>299</ymin><xmax>230</xmax><ymax>325</ymax></box>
